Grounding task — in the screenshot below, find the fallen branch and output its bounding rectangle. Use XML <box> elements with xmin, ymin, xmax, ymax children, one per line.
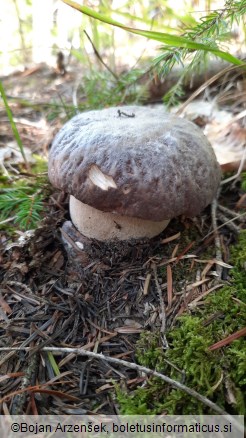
<box><xmin>0</xmin><ymin>345</ymin><xmax>241</xmax><ymax>429</ymax></box>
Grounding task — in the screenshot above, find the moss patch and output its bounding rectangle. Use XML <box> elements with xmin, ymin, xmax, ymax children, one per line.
<box><xmin>116</xmin><ymin>232</ymin><xmax>246</xmax><ymax>415</ymax></box>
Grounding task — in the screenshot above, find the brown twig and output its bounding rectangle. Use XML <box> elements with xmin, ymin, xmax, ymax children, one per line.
<box><xmin>221</xmin><ymin>147</ymin><xmax>246</xmax><ymax>186</ymax></box>
<box><xmin>166</xmin><ymin>265</ymin><xmax>173</xmax><ymax>309</ymax></box>
<box><xmin>202</xmin><ymin>211</ymin><xmax>246</xmax><ymax>241</ymax></box>
<box><xmin>208</xmin><ymin>327</ymin><xmax>246</xmax><ymax>351</ymax></box>
<box><xmin>84</xmin><ymin>30</ymin><xmax>119</xmax><ymax>81</ymax></box>
<box><xmin>152</xmin><ymin>263</ymin><xmax>168</xmax><ymax>348</ymax></box>
<box><xmin>211</xmin><ymin>195</ymin><xmax>223</xmax><ymax>279</ymax></box>
<box><xmin>0</xmin><ymin>345</ymin><xmax>243</xmax><ymax>431</ymax></box>
<box><xmin>175</xmin><ymin>64</ymin><xmax>245</xmax><ymax>116</ymax></box>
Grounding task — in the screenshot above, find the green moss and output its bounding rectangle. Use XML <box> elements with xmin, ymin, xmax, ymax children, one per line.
<box><xmin>116</xmin><ymin>232</ymin><xmax>246</xmax><ymax>415</ymax></box>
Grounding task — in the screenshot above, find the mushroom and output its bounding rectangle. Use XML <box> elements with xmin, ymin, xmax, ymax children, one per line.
<box><xmin>48</xmin><ymin>106</ymin><xmax>221</xmax><ymax>241</ymax></box>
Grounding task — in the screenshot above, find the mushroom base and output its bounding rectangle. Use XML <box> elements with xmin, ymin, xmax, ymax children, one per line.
<box><xmin>69</xmin><ymin>195</ymin><xmax>170</xmax><ymax>241</ymax></box>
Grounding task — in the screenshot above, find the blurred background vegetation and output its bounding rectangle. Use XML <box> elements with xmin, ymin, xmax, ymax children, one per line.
<box><xmin>1</xmin><ymin>0</ymin><xmax>245</xmax><ymax>74</ymax></box>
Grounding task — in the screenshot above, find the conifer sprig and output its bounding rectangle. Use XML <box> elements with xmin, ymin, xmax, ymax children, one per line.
<box><xmin>0</xmin><ymin>185</ymin><xmax>45</xmax><ymax>230</ymax></box>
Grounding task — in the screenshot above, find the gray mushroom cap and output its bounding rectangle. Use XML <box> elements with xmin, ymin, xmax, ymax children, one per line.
<box><xmin>48</xmin><ymin>105</ymin><xmax>221</xmax><ymax>221</ymax></box>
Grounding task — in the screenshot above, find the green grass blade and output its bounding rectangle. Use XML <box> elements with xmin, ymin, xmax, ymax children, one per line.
<box><xmin>109</xmin><ymin>7</ymin><xmax>197</xmax><ymax>29</ymax></box>
<box><xmin>106</xmin><ymin>9</ymin><xmax>174</xmax><ymax>32</ymax></box>
<box><xmin>47</xmin><ymin>352</ymin><xmax>61</xmax><ymax>377</ymax></box>
<box><xmin>0</xmin><ymin>81</ymin><xmax>29</xmax><ymax>168</ymax></box>
<box><xmin>62</xmin><ymin>0</ymin><xmax>244</xmax><ymax>66</ymax></box>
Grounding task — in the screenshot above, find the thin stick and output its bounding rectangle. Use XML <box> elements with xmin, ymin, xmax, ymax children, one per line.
<box><xmin>217</xmin><ymin>204</ymin><xmax>242</xmax><ymax>219</ymax></box>
<box><xmin>221</xmin><ymin>147</ymin><xmax>246</xmax><ymax>186</ymax></box>
<box><xmin>0</xmin><ymin>345</ymin><xmax>243</xmax><ymax>432</ymax></box>
<box><xmin>152</xmin><ymin>263</ymin><xmax>168</xmax><ymax>348</ymax></box>
<box><xmin>0</xmin><ymin>216</ymin><xmax>17</xmax><ymax>225</ymax></box>
<box><xmin>217</xmin><ymin>211</ymin><xmax>240</xmax><ymax>234</ymax></box>
<box><xmin>84</xmin><ymin>30</ymin><xmax>119</xmax><ymax>80</ymax></box>
<box><xmin>211</xmin><ymin>196</ymin><xmax>223</xmax><ymax>279</ymax></box>
<box><xmin>72</xmin><ymin>80</ymin><xmax>80</xmax><ymax>113</ymax></box>
<box><xmin>208</xmin><ymin>327</ymin><xmax>246</xmax><ymax>351</ymax></box>
<box><xmin>202</xmin><ymin>211</ymin><xmax>246</xmax><ymax>241</ymax></box>
<box><xmin>175</xmin><ymin>64</ymin><xmax>244</xmax><ymax>116</ymax></box>
<box><xmin>11</xmin><ymin>350</ymin><xmax>39</xmax><ymax>414</ymax></box>
<box><xmin>166</xmin><ymin>265</ymin><xmax>173</xmax><ymax>309</ymax></box>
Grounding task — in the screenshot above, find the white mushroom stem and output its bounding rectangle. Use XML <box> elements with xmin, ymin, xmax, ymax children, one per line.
<box><xmin>69</xmin><ymin>195</ymin><xmax>170</xmax><ymax>241</ymax></box>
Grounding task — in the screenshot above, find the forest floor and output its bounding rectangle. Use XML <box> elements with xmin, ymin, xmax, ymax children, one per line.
<box><xmin>0</xmin><ymin>60</ymin><xmax>245</xmax><ymax>419</ymax></box>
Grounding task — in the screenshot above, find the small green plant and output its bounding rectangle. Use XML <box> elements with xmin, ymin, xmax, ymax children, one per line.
<box><xmin>0</xmin><ymin>180</ymin><xmax>48</xmax><ymax>230</ymax></box>
<box><xmin>0</xmin><ymin>86</ymin><xmax>49</xmax><ymax>231</ymax></box>
<box><xmin>0</xmin><ymin>81</ymin><xmax>28</xmax><ymax>168</ymax></box>
<box><xmin>62</xmin><ymin>0</ymin><xmax>245</xmax><ymax>107</ymax></box>
<box><xmin>62</xmin><ymin>0</ymin><xmax>244</xmax><ymax>65</ymax></box>
<box><xmin>155</xmin><ymin>0</ymin><xmax>246</xmax><ymax>103</ymax></box>
<box><xmin>74</xmin><ymin>68</ymin><xmax>148</xmax><ymax>110</ymax></box>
